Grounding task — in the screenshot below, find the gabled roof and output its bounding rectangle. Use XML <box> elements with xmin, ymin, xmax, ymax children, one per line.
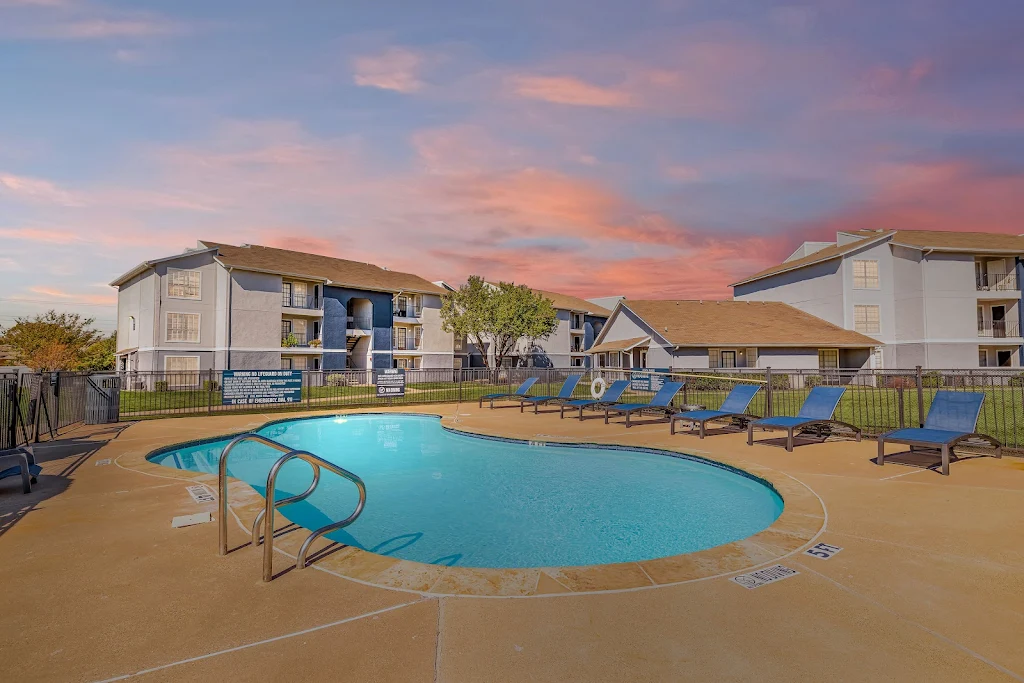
<box><xmin>109</xmin><ymin>247</ymin><xmax>219</xmax><ymax>287</ymax></box>
<box><xmin>202</xmin><ymin>241</ymin><xmax>446</xmax><ymax>295</ymax></box>
<box><xmin>595</xmin><ymin>300</ymin><xmax>877</xmax><ymax>348</ymax></box>
<box><xmin>732</xmin><ymin>229</ymin><xmax>1024</xmax><ymax>287</ymax></box>
<box><xmin>586</xmin><ymin>336</ymin><xmax>650</xmax><ymax>354</ymax></box>
<box><xmin>730</xmin><ymin>232</ymin><xmax>894</xmax><ymax>287</ymax></box>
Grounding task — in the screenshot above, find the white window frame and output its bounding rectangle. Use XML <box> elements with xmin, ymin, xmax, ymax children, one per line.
<box><xmin>853</xmin><ymin>305</ymin><xmax>880</xmax><ymax>334</ymax></box>
<box><xmin>745</xmin><ymin>347</ymin><xmax>757</xmax><ymax>369</ymax></box>
<box><xmin>979</xmin><ymin>349</ymin><xmax>989</xmax><ymax>367</ymax></box>
<box><xmin>818</xmin><ymin>348</ymin><xmax>839</xmax><ymax>369</ymax></box>
<box><xmin>852</xmin><ymin>260</ymin><xmax>880</xmax><ymax>290</ymax></box>
<box><xmin>166</xmin><ymin>268</ymin><xmax>202</xmax><ymax>300</ymax></box>
<box><xmin>708</xmin><ymin>348</ymin><xmax>721</xmax><ymax>369</ymax></box>
<box><xmin>720</xmin><ymin>350</ymin><xmax>737</xmax><ymax>368</ymax></box>
<box><xmin>165</xmin><ymin>312</ymin><xmax>201</xmax><ymax>343</ymax></box>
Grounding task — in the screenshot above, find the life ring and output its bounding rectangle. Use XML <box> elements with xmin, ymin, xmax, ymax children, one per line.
<box><xmin>590</xmin><ymin>377</ymin><xmax>607</xmax><ymax>399</ymax></box>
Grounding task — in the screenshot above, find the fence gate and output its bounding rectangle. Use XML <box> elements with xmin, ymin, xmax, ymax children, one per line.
<box><xmin>1</xmin><ymin>375</ymin><xmax>18</xmax><ymax>450</ymax></box>
<box><xmin>86</xmin><ymin>374</ymin><xmax>121</xmax><ymax>424</ymax></box>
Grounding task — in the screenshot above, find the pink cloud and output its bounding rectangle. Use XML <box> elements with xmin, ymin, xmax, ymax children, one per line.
<box><xmin>27</xmin><ymin>285</ymin><xmax>116</xmax><ymax>305</ymax></box>
<box><xmin>353</xmin><ymin>47</ymin><xmax>426</xmax><ymax>93</ymax></box>
<box><xmin>0</xmin><ymin>227</ymin><xmax>85</xmax><ymax>244</ymax></box>
<box><xmin>0</xmin><ymin>173</ymin><xmax>84</xmax><ymax>206</ymax></box>
<box><xmin>507</xmin><ymin>75</ymin><xmax>634</xmax><ymax>108</ymax></box>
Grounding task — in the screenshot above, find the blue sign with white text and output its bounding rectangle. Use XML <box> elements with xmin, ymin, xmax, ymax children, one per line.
<box><xmin>221</xmin><ymin>370</ymin><xmax>302</xmax><ymax>405</ymax></box>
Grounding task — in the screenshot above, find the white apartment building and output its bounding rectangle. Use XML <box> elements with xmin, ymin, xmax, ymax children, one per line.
<box><xmin>732</xmin><ymin>229</ymin><xmax>1024</xmax><ymax>368</ymax></box>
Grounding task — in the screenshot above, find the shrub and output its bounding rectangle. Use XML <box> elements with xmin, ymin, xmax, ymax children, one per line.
<box><xmin>803</xmin><ymin>374</ymin><xmax>823</xmax><ymax>388</ymax></box>
<box><xmin>203</xmin><ymin>380</ymin><xmax>219</xmax><ymax>391</ymax></box>
<box><xmin>326</xmin><ymin>373</ymin><xmax>347</xmax><ymax>387</ymax></box>
<box><xmin>309</xmin><ymin>338</ymin><xmax>322</xmax><ymax>348</ymax></box>
<box><xmin>921</xmin><ymin>371</ymin><xmax>944</xmax><ymax>388</ymax></box>
<box><xmin>154</xmin><ymin>380</ymin><xmax>168</xmax><ymax>392</ymax></box>
<box><xmin>282</xmin><ymin>334</ymin><xmax>298</xmax><ymax>348</ymax></box>
<box><xmin>1009</xmin><ymin>373</ymin><xmax>1024</xmax><ymax>387</ymax></box>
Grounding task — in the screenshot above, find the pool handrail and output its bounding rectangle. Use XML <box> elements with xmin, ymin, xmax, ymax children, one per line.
<box><xmin>217</xmin><ymin>433</ymin><xmax>367</xmax><ymax>582</ymax></box>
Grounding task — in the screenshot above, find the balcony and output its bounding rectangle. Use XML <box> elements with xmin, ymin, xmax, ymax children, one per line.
<box><xmin>281</xmin><ymin>333</ymin><xmax>322</xmax><ymax>348</ymax></box>
<box><xmin>976</xmin><ymin>272</ymin><xmax>1018</xmax><ymax>292</ymax></box>
<box><xmin>393</xmin><ymin>339</ymin><xmax>421</xmax><ymax>351</ymax></box>
<box><xmin>393</xmin><ymin>307</ymin><xmax>421</xmax><ymax>319</ymax></box>
<box><xmin>282</xmin><ymin>294</ymin><xmax>323</xmax><ymax>310</ymax></box>
<box><xmin>978</xmin><ymin>321</ymin><xmax>1021</xmax><ymax>338</ymax></box>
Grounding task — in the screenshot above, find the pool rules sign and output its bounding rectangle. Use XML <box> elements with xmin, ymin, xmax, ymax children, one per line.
<box><xmin>222</xmin><ymin>370</ymin><xmax>302</xmax><ymax>405</ymax></box>
<box><xmin>375</xmin><ymin>368</ymin><xmax>406</xmax><ymax>398</ymax></box>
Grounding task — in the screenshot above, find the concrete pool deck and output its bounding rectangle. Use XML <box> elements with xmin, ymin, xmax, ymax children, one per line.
<box><xmin>1</xmin><ymin>404</ymin><xmax>1022</xmax><ymax>682</ymax></box>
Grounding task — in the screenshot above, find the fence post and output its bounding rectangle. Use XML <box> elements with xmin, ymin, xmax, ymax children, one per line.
<box><xmin>915</xmin><ymin>365</ymin><xmax>924</xmax><ymax>428</ymax></box>
<box><xmin>897</xmin><ymin>386</ymin><xmax>905</xmax><ymax>428</ymax></box>
<box><xmin>207</xmin><ymin>370</ymin><xmax>213</xmax><ymax>414</ymax></box>
<box><xmin>765</xmin><ymin>367</ymin><xmax>773</xmax><ymax>417</ymax></box>
<box><xmin>457</xmin><ymin>370</ymin><xmax>463</xmax><ymax>404</ymax></box>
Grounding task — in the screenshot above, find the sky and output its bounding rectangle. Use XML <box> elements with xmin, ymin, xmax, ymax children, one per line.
<box><xmin>1</xmin><ymin>0</ymin><xmax>1023</xmax><ymax>332</ymax></box>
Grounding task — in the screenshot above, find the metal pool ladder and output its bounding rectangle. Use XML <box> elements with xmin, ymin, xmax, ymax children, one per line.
<box><xmin>217</xmin><ymin>433</ymin><xmax>367</xmax><ymax>582</ymax></box>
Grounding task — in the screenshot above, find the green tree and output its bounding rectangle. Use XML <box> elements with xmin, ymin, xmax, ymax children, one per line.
<box><xmin>80</xmin><ymin>333</ymin><xmax>117</xmax><ymax>371</ymax></box>
<box><xmin>0</xmin><ymin>310</ymin><xmax>103</xmax><ymax>371</ymax></box>
<box><xmin>440</xmin><ymin>276</ymin><xmax>559</xmax><ymax>368</ymax></box>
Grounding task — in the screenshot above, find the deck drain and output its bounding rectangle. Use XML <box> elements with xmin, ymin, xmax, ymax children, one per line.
<box><xmin>186</xmin><ymin>485</ymin><xmax>215</xmax><ymax>504</ymax></box>
<box><xmin>804</xmin><ymin>542</ymin><xmax>843</xmax><ymax>560</ymax></box>
<box><xmin>95</xmin><ymin>459</ymin><xmax>111</xmax><ymax>466</ymax></box>
<box><xmin>732</xmin><ymin>564</ymin><xmax>799</xmax><ymax>589</ymax></box>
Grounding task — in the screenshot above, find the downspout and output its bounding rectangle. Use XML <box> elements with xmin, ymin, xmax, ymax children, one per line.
<box><xmin>1017</xmin><ymin>257</ymin><xmax>1024</xmax><ymax>366</ymax></box>
<box><xmin>226</xmin><ymin>267</ymin><xmax>233</xmax><ymax>370</ymax></box>
<box><xmin>922</xmin><ymin>249</ymin><xmax>934</xmax><ymax>369</ymax></box>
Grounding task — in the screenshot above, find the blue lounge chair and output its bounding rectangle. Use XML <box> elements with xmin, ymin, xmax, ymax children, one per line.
<box><xmin>747</xmin><ymin>386</ymin><xmax>860</xmax><ymax>451</ymax></box>
<box><xmin>519</xmin><ymin>374</ymin><xmax>583</xmax><ymax>413</ymax></box>
<box><xmin>670</xmin><ymin>384</ymin><xmax>762</xmax><ymax>438</ymax></box>
<box><xmin>479</xmin><ymin>377</ymin><xmax>539</xmax><ymax>409</ymax></box>
<box><xmin>559</xmin><ymin>380</ymin><xmax>630</xmax><ymax>420</ymax></box>
<box><xmin>877</xmin><ymin>391</ymin><xmax>1001</xmax><ymax>476</ymax></box>
<box><xmin>604</xmin><ymin>381</ymin><xmax>685</xmax><ymax>428</ymax></box>
<box><xmin>0</xmin><ymin>447</ymin><xmax>41</xmax><ymax>494</ymax></box>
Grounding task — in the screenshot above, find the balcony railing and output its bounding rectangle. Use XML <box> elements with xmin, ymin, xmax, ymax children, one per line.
<box><xmin>349</xmin><ymin>316</ymin><xmax>373</xmax><ymax>330</ymax></box>
<box><xmin>281</xmin><ymin>333</ymin><xmax>322</xmax><ymax>348</ymax></box>
<box><xmin>976</xmin><ymin>272</ymin><xmax>1018</xmax><ymax>292</ymax></box>
<box><xmin>978</xmin><ymin>321</ymin><xmax>1021</xmax><ymax>338</ymax></box>
<box><xmin>282</xmin><ymin>294</ymin><xmax>322</xmax><ymax>309</ymax></box>
<box><xmin>393</xmin><ymin>306</ymin><xmax>421</xmax><ymax>318</ymax></box>
<box><xmin>393</xmin><ymin>340</ymin><xmax>420</xmax><ymax>351</ymax></box>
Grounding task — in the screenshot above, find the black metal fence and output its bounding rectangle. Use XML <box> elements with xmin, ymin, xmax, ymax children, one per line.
<box><xmin>0</xmin><ymin>371</ymin><xmax>90</xmax><ymax>448</ymax></box>
<box><xmin>5</xmin><ymin>366</ymin><xmax>1024</xmax><ymax>452</ymax></box>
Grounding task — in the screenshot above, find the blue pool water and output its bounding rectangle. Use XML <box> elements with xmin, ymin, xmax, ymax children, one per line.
<box><xmin>151</xmin><ymin>414</ymin><xmax>783</xmax><ymax>568</ymax></box>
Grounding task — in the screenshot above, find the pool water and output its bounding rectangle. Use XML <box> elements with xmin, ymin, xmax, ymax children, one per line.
<box><xmin>151</xmin><ymin>414</ymin><xmax>783</xmax><ymax>568</ymax></box>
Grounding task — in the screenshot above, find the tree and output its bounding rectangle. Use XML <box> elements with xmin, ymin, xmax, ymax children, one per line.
<box><xmin>440</xmin><ymin>276</ymin><xmax>559</xmax><ymax>368</ymax></box>
<box><xmin>0</xmin><ymin>310</ymin><xmax>103</xmax><ymax>371</ymax></box>
<box><xmin>80</xmin><ymin>333</ymin><xmax>117</xmax><ymax>371</ymax></box>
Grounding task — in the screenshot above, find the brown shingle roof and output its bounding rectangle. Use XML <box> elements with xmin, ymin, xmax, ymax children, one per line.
<box><xmin>483</xmin><ymin>282</ymin><xmax>612</xmax><ymax>316</ymax></box>
<box><xmin>616</xmin><ymin>300</ymin><xmax>878</xmax><ymax>347</ymax></box>
<box><xmin>586</xmin><ymin>336</ymin><xmax>650</xmax><ymax>354</ymax></box>
<box><xmin>201</xmin><ymin>241</ymin><xmax>445</xmax><ymax>295</ymax></box>
<box><xmin>850</xmin><ymin>229</ymin><xmax>1024</xmax><ymax>253</ymax></box>
<box><xmin>530</xmin><ymin>288</ymin><xmax>612</xmax><ymax>316</ymax></box>
<box><xmin>733</xmin><ymin>229</ymin><xmax>1024</xmax><ymax>287</ymax></box>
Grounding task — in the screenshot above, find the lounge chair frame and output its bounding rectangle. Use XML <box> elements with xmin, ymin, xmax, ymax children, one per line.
<box><xmin>0</xmin><ymin>447</ymin><xmax>39</xmax><ymax>494</ymax></box>
<box><xmin>603</xmin><ymin>382</ymin><xmax>685</xmax><ymax>428</ymax></box>
<box><xmin>518</xmin><ymin>375</ymin><xmax>584</xmax><ymax>413</ymax></box>
<box><xmin>747</xmin><ymin>418</ymin><xmax>862</xmax><ymax>452</ymax></box>
<box><xmin>671</xmin><ymin>412</ymin><xmax>757</xmax><ymax>437</ymax></box>
<box><xmin>876</xmin><ymin>432</ymin><xmax>1002</xmax><ymax>477</ymax></box>
<box><xmin>478</xmin><ymin>377</ymin><xmax>539</xmax><ymax>409</ymax></box>
<box><xmin>557</xmin><ymin>380</ymin><xmax>631</xmax><ymax>421</ymax></box>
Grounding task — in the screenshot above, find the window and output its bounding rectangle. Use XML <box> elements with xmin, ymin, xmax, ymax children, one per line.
<box><xmin>979</xmin><ymin>349</ymin><xmax>989</xmax><ymax>367</ymax></box>
<box><xmin>571</xmin><ymin>313</ymin><xmax>583</xmax><ymax>329</ymax></box>
<box><xmin>720</xmin><ymin>350</ymin><xmax>737</xmax><ymax>368</ymax></box>
<box><xmin>873</xmin><ymin>347</ymin><xmax>884</xmax><ymax>369</ymax></box>
<box><xmin>281</xmin><ymin>357</ymin><xmax>292</xmax><ymax>370</ymax></box>
<box><xmin>708</xmin><ymin>348</ymin><xmax>720</xmax><ymax>369</ymax></box>
<box><xmin>164</xmin><ymin>356</ymin><xmax>199</xmax><ymax>388</ymax></box>
<box><xmin>129</xmin><ymin>316</ymin><xmax>136</xmax><ymax>331</ymax></box>
<box><xmin>571</xmin><ymin>357</ymin><xmax>583</xmax><ymax>367</ymax></box>
<box><xmin>414</xmin><ymin>326</ymin><xmax>422</xmax><ymax>349</ymax></box>
<box><xmin>854</xmin><ymin>305</ymin><xmax>880</xmax><ymax>334</ymax></box>
<box><xmin>167</xmin><ymin>269</ymin><xmax>201</xmax><ymax>299</ymax></box>
<box><xmin>282</xmin><ymin>282</ymin><xmax>292</xmax><ymax>307</ymax></box>
<box><xmin>818</xmin><ymin>349</ymin><xmax>839</xmax><ymax>369</ymax></box>
<box><xmin>166</xmin><ymin>313</ymin><xmax>200</xmax><ymax>342</ymax></box>
<box><xmin>745</xmin><ymin>348</ymin><xmax>758</xmax><ymax>369</ymax></box>
<box><xmin>852</xmin><ymin>260</ymin><xmax>879</xmax><ymax>289</ymax></box>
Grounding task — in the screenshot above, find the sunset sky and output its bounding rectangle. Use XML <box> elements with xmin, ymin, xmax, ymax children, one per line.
<box><xmin>2</xmin><ymin>0</ymin><xmax>1023</xmax><ymax>331</ymax></box>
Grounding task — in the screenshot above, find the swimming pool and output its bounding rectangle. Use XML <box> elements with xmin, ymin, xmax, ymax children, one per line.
<box><xmin>151</xmin><ymin>414</ymin><xmax>783</xmax><ymax>569</ymax></box>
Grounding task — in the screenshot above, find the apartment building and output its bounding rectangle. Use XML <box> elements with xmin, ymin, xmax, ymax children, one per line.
<box><xmin>588</xmin><ymin>299</ymin><xmax>876</xmax><ymax>370</ymax></box>
<box><xmin>442</xmin><ymin>284</ymin><xmax>611</xmax><ymax>368</ymax></box>
<box><xmin>110</xmin><ymin>241</ymin><xmax>453</xmax><ymax>374</ymax></box>
<box><xmin>732</xmin><ymin>229</ymin><xmax>1024</xmax><ymax>368</ymax></box>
